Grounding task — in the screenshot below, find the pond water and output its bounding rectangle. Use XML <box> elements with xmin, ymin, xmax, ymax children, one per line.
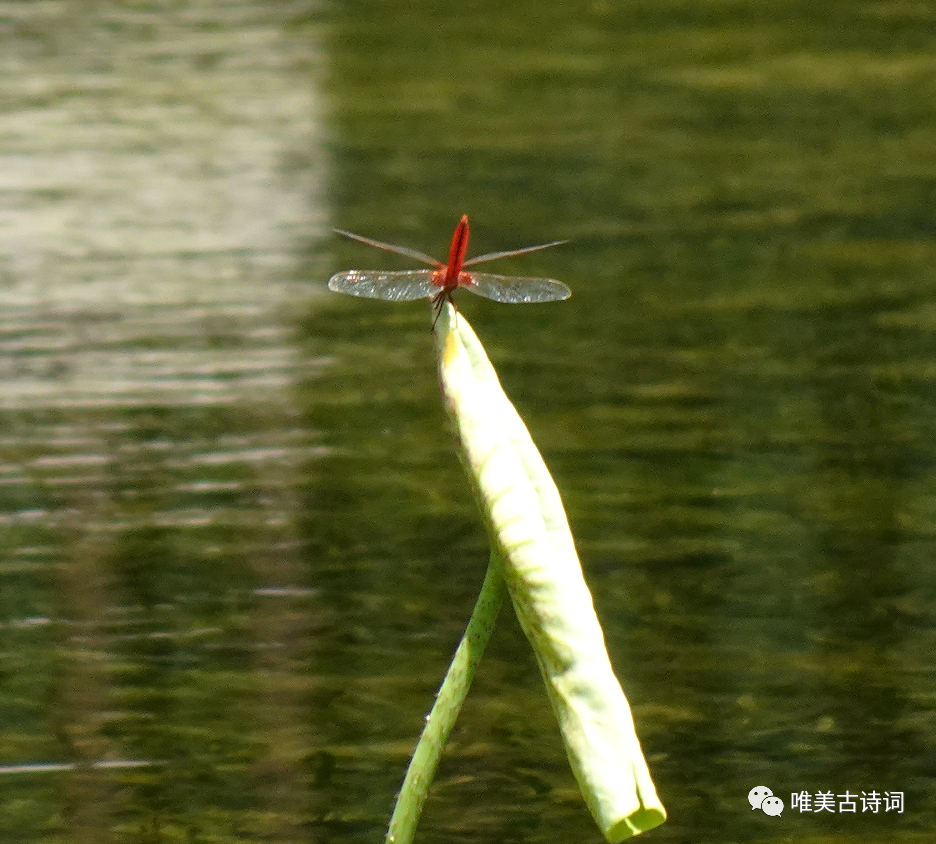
<box><xmin>1</xmin><ymin>1</ymin><xmax>935</xmax><ymax>842</ymax></box>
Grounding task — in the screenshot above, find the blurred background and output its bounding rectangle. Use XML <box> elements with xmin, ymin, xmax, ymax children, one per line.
<box><xmin>1</xmin><ymin>1</ymin><xmax>935</xmax><ymax>842</ymax></box>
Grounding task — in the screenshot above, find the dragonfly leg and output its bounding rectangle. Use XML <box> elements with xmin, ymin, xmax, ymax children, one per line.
<box><xmin>431</xmin><ymin>289</ymin><xmax>457</xmax><ymax>330</ymax></box>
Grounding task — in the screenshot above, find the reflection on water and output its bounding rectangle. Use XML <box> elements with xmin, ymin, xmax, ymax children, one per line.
<box><xmin>0</xmin><ymin>2</ymin><xmax>328</xmax><ymax>842</ymax></box>
<box><xmin>3</xmin><ymin>1</ymin><xmax>936</xmax><ymax>843</ymax></box>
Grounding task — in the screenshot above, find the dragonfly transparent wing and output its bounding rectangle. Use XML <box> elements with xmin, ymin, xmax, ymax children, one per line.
<box><xmin>328</xmin><ymin>270</ymin><xmax>437</xmax><ymax>301</ymax></box>
<box><xmin>464</xmin><ymin>240</ymin><xmax>568</xmax><ymax>266</ymax></box>
<box><xmin>333</xmin><ymin>229</ymin><xmax>441</xmax><ymax>266</ymax></box>
<box><xmin>461</xmin><ymin>272</ymin><xmax>571</xmax><ymax>304</ymax></box>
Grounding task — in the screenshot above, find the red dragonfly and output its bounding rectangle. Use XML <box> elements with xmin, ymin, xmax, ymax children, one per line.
<box><xmin>328</xmin><ymin>215</ymin><xmax>570</xmax><ymax>323</ymax></box>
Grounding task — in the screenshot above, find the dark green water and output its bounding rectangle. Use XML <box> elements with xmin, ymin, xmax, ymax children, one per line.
<box><xmin>2</xmin><ymin>1</ymin><xmax>935</xmax><ymax>842</ymax></box>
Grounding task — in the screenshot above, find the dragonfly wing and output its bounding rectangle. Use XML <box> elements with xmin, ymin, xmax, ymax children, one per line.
<box><xmin>328</xmin><ymin>270</ymin><xmax>437</xmax><ymax>301</ymax></box>
<box><xmin>463</xmin><ymin>240</ymin><xmax>568</xmax><ymax>266</ymax></box>
<box><xmin>461</xmin><ymin>272</ymin><xmax>571</xmax><ymax>304</ymax></box>
<box><xmin>333</xmin><ymin>229</ymin><xmax>441</xmax><ymax>266</ymax></box>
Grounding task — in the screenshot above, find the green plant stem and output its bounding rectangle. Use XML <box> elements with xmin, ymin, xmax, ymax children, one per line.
<box><xmin>385</xmin><ymin>557</ymin><xmax>505</xmax><ymax>844</ymax></box>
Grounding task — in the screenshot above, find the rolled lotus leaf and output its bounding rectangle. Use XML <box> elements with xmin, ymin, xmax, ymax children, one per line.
<box><xmin>434</xmin><ymin>303</ymin><xmax>665</xmax><ymax>841</ymax></box>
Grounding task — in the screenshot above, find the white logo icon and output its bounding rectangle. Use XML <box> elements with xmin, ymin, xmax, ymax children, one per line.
<box><xmin>748</xmin><ymin>786</ymin><xmax>784</xmax><ymax>816</ymax></box>
<box><xmin>762</xmin><ymin>795</ymin><xmax>784</xmax><ymax>816</ymax></box>
<box><xmin>748</xmin><ymin>786</ymin><xmax>773</xmax><ymax>810</ymax></box>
